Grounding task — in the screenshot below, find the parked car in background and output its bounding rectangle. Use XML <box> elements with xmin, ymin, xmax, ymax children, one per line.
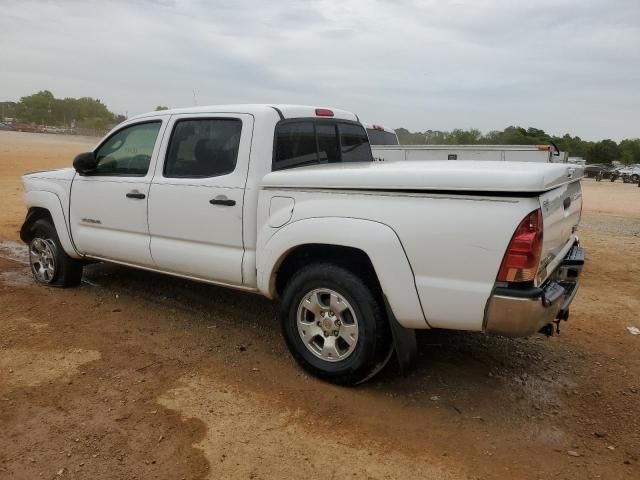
<box><xmin>615</xmin><ymin>165</ymin><xmax>640</xmax><ymax>183</ymax></box>
<box><xmin>584</xmin><ymin>164</ymin><xmax>615</xmax><ymax>180</ymax></box>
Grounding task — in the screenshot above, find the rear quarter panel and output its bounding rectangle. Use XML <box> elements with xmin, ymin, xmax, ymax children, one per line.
<box><xmin>258</xmin><ymin>188</ymin><xmax>539</xmax><ymax>331</ymax></box>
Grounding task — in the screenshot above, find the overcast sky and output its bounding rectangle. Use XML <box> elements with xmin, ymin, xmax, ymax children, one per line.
<box><xmin>1</xmin><ymin>0</ymin><xmax>639</xmax><ymax>140</ymax></box>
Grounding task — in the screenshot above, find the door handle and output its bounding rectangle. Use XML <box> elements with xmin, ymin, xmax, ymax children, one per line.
<box><xmin>209</xmin><ymin>197</ymin><xmax>236</xmax><ymax>206</ymax></box>
<box><xmin>126</xmin><ymin>192</ymin><xmax>146</xmax><ymax>199</ymax></box>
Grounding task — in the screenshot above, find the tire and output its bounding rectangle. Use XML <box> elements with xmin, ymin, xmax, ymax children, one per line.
<box><xmin>631</xmin><ymin>174</ymin><xmax>639</xmax><ymax>184</ymax></box>
<box><xmin>279</xmin><ymin>262</ymin><xmax>392</xmax><ymax>385</ymax></box>
<box><xmin>28</xmin><ymin>219</ymin><xmax>83</xmax><ymax>288</ymax></box>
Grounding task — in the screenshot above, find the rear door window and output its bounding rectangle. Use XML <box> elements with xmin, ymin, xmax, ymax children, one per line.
<box><xmin>164</xmin><ymin>118</ymin><xmax>242</xmax><ymax>178</ymax></box>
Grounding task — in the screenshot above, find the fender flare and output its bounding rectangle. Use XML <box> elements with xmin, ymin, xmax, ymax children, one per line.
<box><xmin>257</xmin><ymin>217</ymin><xmax>428</xmax><ymax>329</ymax></box>
<box><xmin>22</xmin><ymin>190</ymin><xmax>81</xmax><ymax>259</ymax></box>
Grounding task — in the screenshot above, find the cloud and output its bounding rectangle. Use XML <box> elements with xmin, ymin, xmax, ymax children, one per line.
<box><xmin>1</xmin><ymin>0</ymin><xmax>638</xmax><ymax>140</ymax></box>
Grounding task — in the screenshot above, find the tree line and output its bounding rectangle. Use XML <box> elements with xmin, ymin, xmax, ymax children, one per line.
<box><xmin>2</xmin><ymin>91</ymin><xmax>637</xmax><ymax>164</ymax></box>
<box><xmin>395</xmin><ymin>126</ymin><xmax>640</xmax><ymax>165</ymax></box>
<box><xmin>0</xmin><ymin>90</ymin><xmax>125</xmax><ymax>133</ymax></box>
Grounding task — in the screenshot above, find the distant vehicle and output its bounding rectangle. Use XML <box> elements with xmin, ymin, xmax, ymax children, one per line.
<box><xmin>364</xmin><ymin>124</ymin><xmax>399</xmax><ymax>145</ymax></box>
<box><xmin>372</xmin><ymin>144</ymin><xmax>565</xmax><ymax>163</ymax></box>
<box><xmin>0</xmin><ymin>123</ymin><xmax>12</xmax><ymax>130</ymax></box>
<box><xmin>584</xmin><ymin>164</ymin><xmax>615</xmax><ymax>180</ymax></box>
<box><xmin>364</xmin><ymin>123</ymin><xmax>564</xmax><ymax>163</ymax></box>
<box><xmin>615</xmin><ymin>165</ymin><xmax>640</xmax><ymax>183</ymax></box>
<box><xmin>568</xmin><ymin>157</ymin><xmax>587</xmax><ymax>165</ymax></box>
<box><xmin>12</xmin><ymin>123</ymin><xmax>37</xmax><ymax>133</ymax></box>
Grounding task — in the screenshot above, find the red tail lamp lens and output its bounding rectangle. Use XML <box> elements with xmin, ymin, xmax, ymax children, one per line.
<box><xmin>497</xmin><ymin>209</ymin><xmax>543</xmax><ymax>283</ymax></box>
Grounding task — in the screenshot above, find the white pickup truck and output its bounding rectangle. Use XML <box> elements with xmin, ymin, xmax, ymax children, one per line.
<box><xmin>20</xmin><ymin>104</ymin><xmax>585</xmax><ymax>384</ymax></box>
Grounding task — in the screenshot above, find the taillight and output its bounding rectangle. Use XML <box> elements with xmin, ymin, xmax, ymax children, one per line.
<box><xmin>497</xmin><ymin>209</ymin><xmax>543</xmax><ymax>283</ymax></box>
<box><xmin>315</xmin><ymin>108</ymin><xmax>334</xmax><ymax>117</ymax></box>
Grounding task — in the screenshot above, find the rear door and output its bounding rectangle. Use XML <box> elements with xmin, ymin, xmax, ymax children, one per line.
<box><xmin>148</xmin><ymin>113</ymin><xmax>253</xmax><ymax>286</ymax></box>
<box><xmin>70</xmin><ymin>119</ymin><xmax>165</xmax><ymax>266</ymax></box>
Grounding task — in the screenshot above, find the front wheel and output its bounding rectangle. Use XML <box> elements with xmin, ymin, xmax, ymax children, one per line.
<box><xmin>279</xmin><ymin>263</ymin><xmax>392</xmax><ymax>385</ymax></box>
<box><xmin>28</xmin><ymin>219</ymin><xmax>83</xmax><ymax>288</ymax></box>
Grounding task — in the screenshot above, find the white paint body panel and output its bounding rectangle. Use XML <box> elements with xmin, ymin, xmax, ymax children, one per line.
<box><xmin>68</xmin><ymin>117</ymin><xmax>168</xmax><ymax>266</ymax></box>
<box><xmin>147</xmin><ymin>113</ymin><xmax>254</xmax><ymax>284</ymax></box>
<box><xmin>21</xmin><ymin>168</ymin><xmax>79</xmax><ymax>258</ymax></box>
<box><xmin>256</xmin><ymin>187</ymin><xmax>539</xmax><ymax>330</ymax></box>
<box><xmin>256</xmin><ymin>215</ymin><xmax>427</xmax><ymax>328</ymax></box>
<box><xmin>261</xmin><ymin>160</ymin><xmax>583</xmax><ymax>193</ymax></box>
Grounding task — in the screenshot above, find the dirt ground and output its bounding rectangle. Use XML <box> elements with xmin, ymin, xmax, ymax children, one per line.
<box><xmin>1</xmin><ymin>131</ymin><xmax>639</xmax><ymax>480</ymax></box>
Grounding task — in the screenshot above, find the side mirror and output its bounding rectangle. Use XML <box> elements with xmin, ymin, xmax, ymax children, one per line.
<box><xmin>73</xmin><ymin>151</ymin><xmax>98</xmax><ymax>174</ymax></box>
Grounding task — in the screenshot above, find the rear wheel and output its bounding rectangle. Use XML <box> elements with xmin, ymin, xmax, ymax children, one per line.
<box><xmin>29</xmin><ymin>219</ymin><xmax>83</xmax><ymax>287</ymax></box>
<box><xmin>631</xmin><ymin>174</ymin><xmax>639</xmax><ymax>184</ymax></box>
<box><xmin>280</xmin><ymin>263</ymin><xmax>392</xmax><ymax>385</ymax></box>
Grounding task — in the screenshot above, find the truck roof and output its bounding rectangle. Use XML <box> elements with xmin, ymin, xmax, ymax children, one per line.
<box><xmin>129</xmin><ymin>104</ymin><xmax>359</xmax><ymax>122</ymax></box>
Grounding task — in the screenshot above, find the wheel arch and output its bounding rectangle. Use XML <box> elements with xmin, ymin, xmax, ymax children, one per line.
<box><xmin>257</xmin><ymin>217</ymin><xmax>428</xmax><ymax>329</ymax></box>
<box><xmin>21</xmin><ymin>190</ymin><xmax>81</xmax><ymax>259</ymax></box>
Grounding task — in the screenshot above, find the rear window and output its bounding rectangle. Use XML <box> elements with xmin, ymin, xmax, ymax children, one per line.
<box><xmin>273</xmin><ymin>120</ymin><xmax>372</xmax><ymax>171</ymax></box>
<box><xmin>317</xmin><ymin>123</ymin><xmax>339</xmax><ymax>163</ymax></box>
<box><xmin>274</xmin><ymin>122</ymin><xmax>317</xmax><ymax>170</ymax></box>
<box><xmin>340</xmin><ymin>123</ymin><xmax>373</xmax><ymax>162</ymax></box>
<box><xmin>366</xmin><ymin>128</ymin><xmax>399</xmax><ymax>146</ymax></box>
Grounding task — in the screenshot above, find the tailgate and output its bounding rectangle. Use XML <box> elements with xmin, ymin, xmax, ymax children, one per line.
<box><xmin>538</xmin><ymin>179</ymin><xmax>582</xmax><ymax>283</ymax></box>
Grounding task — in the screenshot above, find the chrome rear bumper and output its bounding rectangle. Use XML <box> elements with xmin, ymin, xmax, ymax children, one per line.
<box><xmin>484</xmin><ymin>242</ymin><xmax>584</xmax><ymax>337</ymax></box>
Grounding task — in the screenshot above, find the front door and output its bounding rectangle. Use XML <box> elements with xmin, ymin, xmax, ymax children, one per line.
<box><xmin>70</xmin><ymin>120</ymin><xmax>165</xmax><ymax>266</ymax></box>
<box><xmin>148</xmin><ymin>113</ymin><xmax>253</xmax><ymax>286</ymax></box>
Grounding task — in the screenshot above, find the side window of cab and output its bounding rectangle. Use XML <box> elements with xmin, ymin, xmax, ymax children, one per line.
<box><xmin>92</xmin><ymin>121</ymin><xmax>162</xmax><ymax>176</ymax></box>
<box><xmin>163</xmin><ymin>118</ymin><xmax>243</xmax><ymax>178</ymax></box>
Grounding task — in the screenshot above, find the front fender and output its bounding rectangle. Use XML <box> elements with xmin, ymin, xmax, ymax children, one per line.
<box><xmin>257</xmin><ymin>217</ymin><xmax>428</xmax><ymax>329</ymax></box>
<box><xmin>23</xmin><ymin>190</ymin><xmax>81</xmax><ymax>259</ymax></box>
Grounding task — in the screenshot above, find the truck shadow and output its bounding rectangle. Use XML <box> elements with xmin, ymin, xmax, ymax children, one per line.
<box><xmin>82</xmin><ymin>261</ymin><xmax>574</xmax><ymax>414</ymax></box>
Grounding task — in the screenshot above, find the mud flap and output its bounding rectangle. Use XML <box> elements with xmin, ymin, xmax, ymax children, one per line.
<box><xmin>384</xmin><ymin>295</ymin><xmax>418</xmax><ymax>376</ymax></box>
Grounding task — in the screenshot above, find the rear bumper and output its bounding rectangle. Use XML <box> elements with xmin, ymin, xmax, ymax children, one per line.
<box><xmin>483</xmin><ymin>242</ymin><xmax>584</xmax><ymax>337</ymax></box>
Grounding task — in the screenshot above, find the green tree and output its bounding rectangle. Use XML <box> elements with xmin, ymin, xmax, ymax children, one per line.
<box><xmin>618</xmin><ymin>139</ymin><xmax>640</xmax><ymax>165</ymax></box>
<box><xmin>16</xmin><ymin>90</ymin><xmax>56</xmax><ymax>124</ymax></box>
<box><xmin>585</xmin><ymin>139</ymin><xmax>620</xmax><ymax>165</ymax></box>
<box><xmin>12</xmin><ymin>91</ymin><xmax>115</xmax><ymax>129</ymax></box>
